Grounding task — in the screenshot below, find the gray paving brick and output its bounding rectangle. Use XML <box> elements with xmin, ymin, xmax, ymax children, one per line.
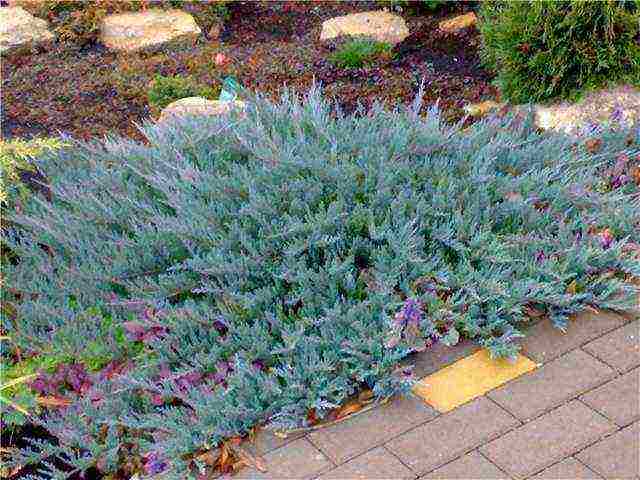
<box><xmin>236</xmin><ymin>438</ymin><xmax>333</xmax><ymax>480</ymax></box>
<box><xmin>488</xmin><ymin>349</ymin><xmax>615</xmax><ymax>421</ymax></box>
<box><xmin>385</xmin><ymin>397</ymin><xmax>519</xmax><ymax>475</ymax></box>
<box><xmin>316</xmin><ymin>447</ymin><xmax>415</xmax><ymax>480</ymax></box>
<box><xmin>583</xmin><ymin>320</ymin><xmax>640</xmax><ymax>373</ymax></box>
<box><xmin>308</xmin><ymin>394</ymin><xmax>437</xmax><ymax>465</ymax></box>
<box><xmin>403</xmin><ymin>339</ymin><xmax>480</xmax><ymax>379</ymax></box>
<box><xmin>580</xmin><ymin>367</ymin><xmax>640</xmax><ymax>427</ymax></box>
<box><xmin>521</xmin><ymin>311</ymin><xmax>625</xmax><ymax>364</ymax></box>
<box><xmin>576</xmin><ymin>422</ymin><xmax>640</xmax><ymax>480</ymax></box>
<box><xmin>480</xmin><ymin>401</ymin><xmax>617</xmax><ymax>479</ymax></box>
<box><xmin>421</xmin><ymin>451</ymin><xmax>509</xmax><ymax>479</ymax></box>
<box><xmin>531</xmin><ymin>457</ymin><xmax>602</xmax><ymax>479</ymax></box>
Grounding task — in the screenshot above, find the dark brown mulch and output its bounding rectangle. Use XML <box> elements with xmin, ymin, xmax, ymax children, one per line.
<box><xmin>1</xmin><ymin>1</ymin><xmax>498</xmax><ymax>144</ymax></box>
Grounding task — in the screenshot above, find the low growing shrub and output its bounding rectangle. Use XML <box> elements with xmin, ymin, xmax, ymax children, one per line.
<box><xmin>478</xmin><ymin>0</ymin><xmax>640</xmax><ymax>103</ymax></box>
<box><xmin>329</xmin><ymin>39</ymin><xmax>394</xmax><ymax>69</ymax></box>
<box><xmin>2</xmin><ymin>86</ymin><xmax>639</xmax><ymax>478</ymax></box>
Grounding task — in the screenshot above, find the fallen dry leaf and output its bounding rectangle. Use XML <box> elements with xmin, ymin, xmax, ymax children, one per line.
<box><xmin>234</xmin><ymin>445</ymin><xmax>267</xmax><ymax>473</ymax></box>
<box><xmin>335</xmin><ymin>400</ymin><xmax>365</xmax><ymax>420</ymax></box>
<box><xmin>566</xmin><ymin>279</ymin><xmax>578</xmax><ymax>295</ymax></box>
<box><xmin>306</xmin><ymin>408</ymin><xmax>319</xmax><ymax>425</ymax></box>
<box><xmin>218</xmin><ymin>444</ymin><xmax>232</xmax><ymax>473</ymax></box>
<box><xmin>195</xmin><ymin>449</ymin><xmax>221</xmax><ymax>467</ymax></box>
<box><xmin>36</xmin><ymin>396</ymin><xmax>72</xmax><ymax>408</ymax></box>
<box><xmin>585</xmin><ymin>138</ymin><xmax>602</xmax><ymax>154</ymax></box>
<box><xmin>358</xmin><ymin>389</ymin><xmax>374</xmax><ymax>403</ymax></box>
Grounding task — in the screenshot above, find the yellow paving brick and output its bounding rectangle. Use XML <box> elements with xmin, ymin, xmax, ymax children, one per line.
<box><xmin>412</xmin><ymin>349</ymin><xmax>538</xmax><ymax>412</ymax></box>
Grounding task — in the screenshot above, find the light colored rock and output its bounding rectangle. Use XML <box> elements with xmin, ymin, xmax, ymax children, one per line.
<box><xmin>320</xmin><ymin>10</ymin><xmax>409</xmax><ymax>45</ymax></box>
<box><xmin>463</xmin><ymin>100</ymin><xmax>504</xmax><ymax>117</ymax></box>
<box><xmin>438</xmin><ymin>12</ymin><xmax>477</xmax><ymax>33</ymax></box>
<box><xmin>99</xmin><ymin>8</ymin><xmax>200</xmax><ymax>52</ymax></box>
<box><xmin>158</xmin><ymin>97</ymin><xmax>245</xmax><ymax>123</ymax></box>
<box><xmin>463</xmin><ymin>85</ymin><xmax>640</xmax><ymax>135</ymax></box>
<box><xmin>533</xmin><ymin>85</ymin><xmax>640</xmax><ymax>134</ymax></box>
<box><xmin>0</xmin><ymin>6</ymin><xmax>53</xmax><ymax>54</ymax></box>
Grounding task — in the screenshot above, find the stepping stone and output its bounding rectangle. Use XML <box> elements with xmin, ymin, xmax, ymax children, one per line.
<box><xmin>158</xmin><ymin>97</ymin><xmax>245</xmax><ymax>123</ymax></box>
<box><xmin>412</xmin><ymin>348</ymin><xmax>537</xmax><ymax>412</ymax></box>
<box><xmin>463</xmin><ymin>100</ymin><xmax>503</xmax><ymax>117</ymax></box>
<box><xmin>534</xmin><ymin>85</ymin><xmax>640</xmax><ymax>134</ymax></box>
<box><xmin>438</xmin><ymin>12</ymin><xmax>477</xmax><ymax>33</ymax></box>
<box><xmin>464</xmin><ymin>85</ymin><xmax>640</xmax><ymax>135</ymax></box>
<box><xmin>0</xmin><ymin>6</ymin><xmax>54</xmax><ymax>55</ymax></box>
<box><xmin>320</xmin><ymin>11</ymin><xmax>409</xmax><ymax>45</ymax></box>
<box><xmin>99</xmin><ymin>8</ymin><xmax>201</xmax><ymax>52</ymax></box>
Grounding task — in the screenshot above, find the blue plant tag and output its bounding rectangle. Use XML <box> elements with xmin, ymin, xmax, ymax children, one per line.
<box><xmin>219</xmin><ymin>76</ymin><xmax>241</xmax><ymax>102</ymax></box>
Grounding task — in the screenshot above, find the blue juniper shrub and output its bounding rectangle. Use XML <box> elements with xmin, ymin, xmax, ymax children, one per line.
<box><xmin>2</xmin><ymin>85</ymin><xmax>640</xmax><ymax>478</ymax></box>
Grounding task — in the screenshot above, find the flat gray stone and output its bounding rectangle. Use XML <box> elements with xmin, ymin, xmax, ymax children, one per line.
<box><xmin>320</xmin><ymin>11</ymin><xmax>409</xmax><ymax>45</ymax></box>
<box><xmin>99</xmin><ymin>8</ymin><xmax>200</xmax><ymax>52</ymax></box>
<box><xmin>0</xmin><ymin>6</ymin><xmax>54</xmax><ymax>55</ymax></box>
<box><xmin>158</xmin><ymin>97</ymin><xmax>246</xmax><ymax>123</ymax></box>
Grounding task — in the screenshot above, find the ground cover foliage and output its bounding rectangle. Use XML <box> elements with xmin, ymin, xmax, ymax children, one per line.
<box><xmin>2</xmin><ymin>85</ymin><xmax>640</xmax><ymax>478</ymax></box>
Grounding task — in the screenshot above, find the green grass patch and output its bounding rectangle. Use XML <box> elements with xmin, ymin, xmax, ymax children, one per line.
<box><xmin>329</xmin><ymin>39</ymin><xmax>395</xmax><ymax>69</ymax></box>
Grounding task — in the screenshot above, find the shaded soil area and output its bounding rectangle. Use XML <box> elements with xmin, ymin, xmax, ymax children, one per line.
<box><xmin>1</xmin><ymin>1</ymin><xmax>497</xmax><ymax>143</ymax></box>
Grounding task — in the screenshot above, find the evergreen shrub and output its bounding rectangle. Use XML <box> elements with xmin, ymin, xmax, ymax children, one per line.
<box><xmin>3</xmin><ymin>86</ymin><xmax>640</xmax><ymax>478</ymax></box>
<box><xmin>478</xmin><ymin>0</ymin><xmax>640</xmax><ymax>103</ymax></box>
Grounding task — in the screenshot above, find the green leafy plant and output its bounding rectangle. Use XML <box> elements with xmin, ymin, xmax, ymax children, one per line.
<box><xmin>478</xmin><ymin>0</ymin><xmax>640</xmax><ymax>103</ymax></box>
<box><xmin>329</xmin><ymin>39</ymin><xmax>394</xmax><ymax>69</ymax></box>
<box><xmin>378</xmin><ymin>0</ymin><xmax>447</xmax><ymax>13</ymax></box>
<box><xmin>147</xmin><ymin>74</ymin><xmax>221</xmax><ymax>114</ymax></box>
<box><xmin>3</xmin><ymin>86</ymin><xmax>639</xmax><ymax>478</ymax></box>
<box><xmin>0</xmin><ymin>137</ymin><xmax>69</xmax><ymax>239</ymax></box>
<box><xmin>0</xmin><ymin>373</ymin><xmax>37</xmax><ymax>426</ymax></box>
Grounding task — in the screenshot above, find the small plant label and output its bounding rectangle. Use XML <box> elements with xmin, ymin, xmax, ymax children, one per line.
<box><xmin>219</xmin><ymin>76</ymin><xmax>241</xmax><ymax>102</ymax></box>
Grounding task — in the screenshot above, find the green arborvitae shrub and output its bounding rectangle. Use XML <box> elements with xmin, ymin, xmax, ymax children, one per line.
<box><xmin>478</xmin><ymin>0</ymin><xmax>640</xmax><ymax>103</ymax></box>
<box><xmin>2</xmin><ymin>85</ymin><xmax>640</xmax><ymax>478</ymax></box>
<box><xmin>147</xmin><ymin>74</ymin><xmax>221</xmax><ymax>113</ymax></box>
<box><xmin>329</xmin><ymin>39</ymin><xmax>394</xmax><ymax>69</ymax></box>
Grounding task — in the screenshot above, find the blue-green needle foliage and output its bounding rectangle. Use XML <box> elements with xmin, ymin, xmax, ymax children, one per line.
<box><xmin>3</xmin><ymin>84</ymin><xmax>639</xmax><ymax>478</ymax></box>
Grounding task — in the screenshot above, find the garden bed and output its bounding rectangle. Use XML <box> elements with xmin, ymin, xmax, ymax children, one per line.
<box><xmin>2</xmin><ymin>2</ymin><xmax>639</xmax><ymax>479</ymax></box>
<box><xmin>2</xmin><ymin>85</ymin><xmax>639</xmax><ymax>478</ymax></box>
<box><xmin>1</xmin><ymin>1</ymin><xmax>495</xmax><ymax>143</ymax></box>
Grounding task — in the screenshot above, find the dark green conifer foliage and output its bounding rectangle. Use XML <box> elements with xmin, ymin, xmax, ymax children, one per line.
<box><xmin>479</xmin><ymin>0</ymin><xmax>640</xmax><ymax>102</ymax></box>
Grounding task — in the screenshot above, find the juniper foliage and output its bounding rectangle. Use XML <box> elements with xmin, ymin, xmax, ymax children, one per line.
<box><xmin>3</xmin><ymin>85</ymin><xmax>639</xmax><ymax>478</ymax></box>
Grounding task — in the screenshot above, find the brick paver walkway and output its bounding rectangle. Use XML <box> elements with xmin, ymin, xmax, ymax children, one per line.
<box><xmin>236</xmin><ymin>312</ymin><xmax>639</xmax><ymax>479</ymax></box>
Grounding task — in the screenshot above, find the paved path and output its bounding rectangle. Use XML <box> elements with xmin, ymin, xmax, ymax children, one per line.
<box><xmin>236</xmin><ymin>311</ymin><xmax>639</xmax><ymax>479</ymax></box>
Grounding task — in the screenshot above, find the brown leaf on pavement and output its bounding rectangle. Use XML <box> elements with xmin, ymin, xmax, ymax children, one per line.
<box><xmin>585</xmin><ymin>138</ymin><xmax>602</xmax><ymax>153</ymax></box>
